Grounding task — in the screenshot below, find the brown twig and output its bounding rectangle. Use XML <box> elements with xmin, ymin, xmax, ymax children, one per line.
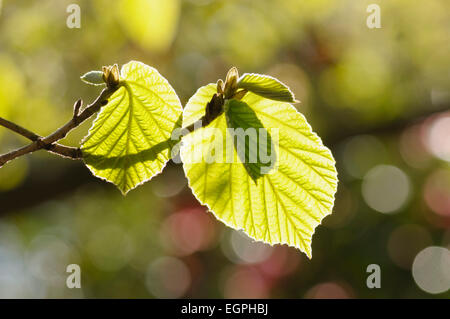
<box><xmin>0</xmin><ymin>87</ymin><xmax>117</xmax><ymax>167</ymax></box>
<box><xmin>0</xmin><ymin>117</ymin><xmax>82</xmax><ymax>159</ymax></box>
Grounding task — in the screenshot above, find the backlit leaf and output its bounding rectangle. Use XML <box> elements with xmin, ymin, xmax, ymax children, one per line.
<box><xmin>237</xmin><ymin>73</ymin><xmax>298</xmax><ymax>103</ymax></box>
<box><xmin>180</xmin><ymin>84</ymin><xmax>337</xmax><ymax>257</ymax></box>
<box><xmin>82</xmin><ymin>61</ymin><xmax>182</xmax><ymax>194</ymax></box>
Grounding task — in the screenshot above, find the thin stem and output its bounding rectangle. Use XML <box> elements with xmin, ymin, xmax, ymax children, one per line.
<box><xmin>0</xmin><ymin>117</ymin><xmax>81</xmax><ymax>159</ymax></box>
<box><xmin>0</xmin><ymin>86</ymin><xmax>117</xmax><ymax>167</ymax></box>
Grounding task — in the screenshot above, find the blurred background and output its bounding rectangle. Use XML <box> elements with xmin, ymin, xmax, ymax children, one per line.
<box><xmin>0</xmin><ymin>0</ymin><xmax>449</xmax><ymax>298</ymax></box>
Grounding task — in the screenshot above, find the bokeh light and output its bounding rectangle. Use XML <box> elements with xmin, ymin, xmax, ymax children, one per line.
<box><xmin>115</xmin><ymin>0</ymin><xmax>180</xmax><ymax>53</ymax></box>
<box><xmin>387</xmin><ymin>224</ymin><xmax>433</xmax><ymax>269</ymax></box>
<box><xmin>151</xmin><ymin>166</ymin><xmax>187</xmax><ymax>198</ymax></box>
<box><xmin>305</xmin><ymin>282</ymin><xmax>354</xmax><ymax>299</ymax></box>
<box><xmin>146</xmin><ymin>256</ymin><xmax>191</xmax><ymax>298</ymax></box>
<box><xmin>86</xmin><ymin>224</ymin><xmax>135</xmax><ymax>272</ymax></box>
<box><xmin>399</xmin><ymin>123</ymin><xmax>433</xmax><ymax>169</ymax></box>
<box><xmin>221</xmin><ymin>230</ymin><xmax>273</xmax><ymax>265</ymax></box>
<box><xmin>160</xmin><ymin>208</ymin><xmax>218</xmax><ymax>256</ymax></box>
<box><xmin>223</xmin><ymin>266</ymin><xmax>269</xmax><ymax>299</ymax></box>
<box><xmin>362</xmin><ymin>165</ymin><xmax>411</xmax><ymax>214</ymax></box>
<box><xmin>424</xmin><ymin>168</ymin><xmax>450</xmax><ymax>217</ymax></box>
<box><xmin>412</xmin><ymin>246</ymin><xmax>450</xmax><ymax>294</ymax></box>
<box><xmin>257</xmin><ymin>246</ymin><xmax>302</xmax><ymax>279</ymax></box>
<box><xmin>425</xmin><ymin>113</ymin><xmax>450</xmax><ymax>162</ymax></box>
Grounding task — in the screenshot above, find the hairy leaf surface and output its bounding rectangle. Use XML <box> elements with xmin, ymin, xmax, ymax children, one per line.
<box><xmin>80</xmin><ymin>71</ymin><xmax>104</xmax><ymax>86</ymax></box>
<box><xmin>237</xmin><ymin>73</ymin><xmax>297</xmax><ymax>103</ymax></box>
<box><xmin>180</xmin><ymin>84</ymin><xmax>337</xmax><ymax>257</ymax></box>
<box><xmin>82</xmin><ymin>61</ymin><xmax>182</xmax><ymax>194</ymax></box>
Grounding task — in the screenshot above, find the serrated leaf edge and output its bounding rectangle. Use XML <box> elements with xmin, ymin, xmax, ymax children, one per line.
<box><xmin>180</xmin><ymin>88</ymin><xmax>337</xmax><ymax>258</ymax></box>
<box><xmin>81</xmin><ymin>61</ymin><xmax>183</xmax><ymax>195</ymax></box>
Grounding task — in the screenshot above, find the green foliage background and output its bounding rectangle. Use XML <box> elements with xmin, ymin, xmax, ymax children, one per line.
<box><xmin>0</xmin><ymin>0</ymin><xmax>449</xmax><ymax>298</ymax></box>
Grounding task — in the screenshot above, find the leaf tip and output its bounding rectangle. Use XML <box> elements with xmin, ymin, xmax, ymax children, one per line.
<box><xmin>305</xmin><ymin>248</ymin><xmax>312</xmax><ymax>259</ymax></box>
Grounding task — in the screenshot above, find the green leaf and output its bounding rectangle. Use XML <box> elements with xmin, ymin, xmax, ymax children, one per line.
<box><xmin>80</xmin><ymin>71</ymin><xmax>105</xmax><ymax>86</ymax></box>
<box><xmin>237</xmin><ymin>73</ymin><xmax>298</xmax><ymax>103</ymax></box>
<box><xmin>180</xmin><ymin>84</ymin><xmax>337</xmax><ymax>258</ymax></box>
<box><xmin>225</xmin><ymin>99</ymin><xmax>276</xmax><ymax>181</ymax></box>
<box><xmin>81</xmin><ymin>61</ymin><xmax>182</xmax><ymax>194</ymax></box>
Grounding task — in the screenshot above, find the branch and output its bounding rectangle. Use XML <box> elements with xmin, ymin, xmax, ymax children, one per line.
<box><xmin>182</xmin><ymin>93</ymin><xmax>225</xmax><ymax>133</ymax></box>
<box><xmin>0</xmin><ymin>87</ymin><xmax>117</xmax><ymax>167</ymax></box>
<box><xmin>0</xmin><ymin>83</ymin><xmax>219</xmax><ymax>169</ymax></box>
<box><xmin>0</xmin><ymin>116</ymin><xmax>81</xmax><ymax>159</ymax></box>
